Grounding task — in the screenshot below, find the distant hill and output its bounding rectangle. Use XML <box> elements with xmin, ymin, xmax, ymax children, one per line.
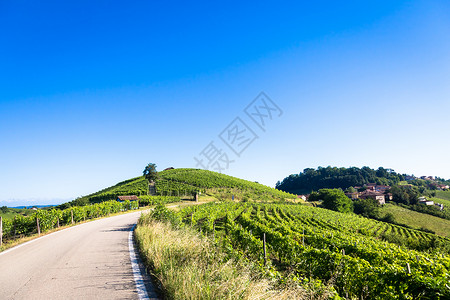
<box><xmin>276</xmin><ymin>166</ymin><xmax>404</xmax><ymax>194</ymax></box>
<box><xmin>60</xmin><ymin>168</ymin><xmax>295</xmax><ymax>208</ymax></box>
<box><xmin>11</xmin><ymin>205</ymin><xmax>55</xmax><ymax>209</ymax></box>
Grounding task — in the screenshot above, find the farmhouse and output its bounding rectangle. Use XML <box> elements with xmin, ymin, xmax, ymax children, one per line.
<box><xmin>418</xmin><ymin>196</ymin><xmax>434</xmax><ymax>206</ymax></box>
<box><xmin>359</xmin><ymin>190</ymin><xmax>386</xmax><ymax>205</ymax></box>
<box><xmin>117</xmin><ymin>195</ymin><xmax>139</xmax><ymax>202</ymax></box>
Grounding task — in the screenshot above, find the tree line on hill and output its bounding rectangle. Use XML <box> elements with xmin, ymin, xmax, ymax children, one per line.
<box><xmin>276</xmin><ymin>166</ymin><xmax>404</xmax><ymax>194</ymax></box>
<box><xmin>277</xmin><ymin>166</ymin><xmax>450</xmax><ymax>222</ymax></box>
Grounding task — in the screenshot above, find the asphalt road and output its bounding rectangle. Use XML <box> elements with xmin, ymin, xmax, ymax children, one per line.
<box><xmin>0</xmin><ymin>211</ymin><xmax>158</xmax><ymax>300</ymax></box>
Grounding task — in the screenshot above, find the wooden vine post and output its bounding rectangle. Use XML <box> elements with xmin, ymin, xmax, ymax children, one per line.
<box><xmin>37</xmin><ymin>218</ymin><xmax>41</xmax><ymax>236</ymax></box>
<box><xmin>263</xmin><ymin>232</ymin><xmax>267</xmax><ymax>266</ymax></box>
<box><xmin>71</xmin><ymin>210</ymin><xmax>74</xmax><ymax>225</ymax></box>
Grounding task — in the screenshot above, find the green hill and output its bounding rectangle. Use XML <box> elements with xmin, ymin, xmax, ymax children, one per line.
<box><xmin>61</xmin><ymin>168</ymin><xmax>295</xmax><ymax>207</ymax></box>
<box><xmin>276</xmin><ymin>166</ymin><xmax>404</xmax><ymax>194</ymax></box>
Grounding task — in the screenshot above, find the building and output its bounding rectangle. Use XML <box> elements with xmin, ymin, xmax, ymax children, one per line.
<box><xmin>345</xmin><ymin>192</ymin><xmax>359</xmax><ymax>200</ymax></box>
<box><xmin>297</xmin><ymin>195</ymin><xmax>307</xmax><ymax>201</ymax></box>
<box><xmin>359</xmin><ymin>190</ymin><xmax>386</xmax><ymax>205</ymax></box>
<box><xmin>418</xmin><ymin>196</ymin><xmax>434</xmax><ymax>206</ymax></box>
<box><xmin>117</xmin><ymin>195</ymin><xmax>139</xmax><ymax>202</ymax></box>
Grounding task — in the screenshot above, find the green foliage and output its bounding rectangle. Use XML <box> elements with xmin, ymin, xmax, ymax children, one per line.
<box><xmin>1</xmin><ymin>200</ymin><xmax>139</xmax><ymax>242</ymax></box>
<box><xmin>390</xmin><ymin>185</ymin><xmax>420</xmax><ymax>205</ymax></box>
<box><xmin>155</xmin><ymin>202</ymin><xmax>450</xmax><ymax>299</ymax></box>
<box><xmin>436</xmin><ymin>190</ymin><xmax>450</xmax><ymax>201</ymax></box>
<box><xmin>313</xmin><ymin>189</ymin><xmax>353</xmax><ymax>213</ymax></box>
<box><xmin>353</xmin><ymin>198</ymin><xmax>380</xmax><ymax>219</ymax></box>
<box><xmin>379</xmin><ymin>204</ymin><xmax>450</xmax><ymax>237</ymax></box>
<box><xmin>143</xmin><ymin>162</ymin><xmax>158</xmax><ymax>182</ymax></box>
<box><xmin>277</xmin><ymin>166</ymin><xmax>404</xmax><ymax>193</ymax></box>
<box><xmin>159</xmin><ymin>168</ymin><xmax>295</xmax><ymax>200</ymax></box>
<box><xmin>1</xmin><ymin>206</ymin><xmax>7</xmax><ymax>213</ymax></box>
<box><xmin>138</xmin><ymin>196</ymin><xmax>181</xmax><ymax>206</ymax></box>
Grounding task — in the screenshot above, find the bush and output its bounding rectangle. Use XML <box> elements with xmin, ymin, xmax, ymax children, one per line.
<box><xmin>314</xmin><ymin>189</ymin><xmax>353</xmax><ymax>213</ymax></box>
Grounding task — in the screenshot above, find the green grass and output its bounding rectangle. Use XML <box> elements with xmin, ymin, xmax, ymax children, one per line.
<box><xmin>0</xmin><ymin>208</ymin><xmax>35</xmax><ymax>220</ymax></box>
<box><xmin>380</xmin><ymin>203</ymin><xmax>450</xmax><ymax>237</ymax></box>
<box><xmin>435</xmin><ymin>190</ymin><xmax>450</xmax><ymax>201</ymax></box>
<box><xmin>429</xmin><ymin>197</ymin><xmax>450</xmax><ymax>207</ymax></box>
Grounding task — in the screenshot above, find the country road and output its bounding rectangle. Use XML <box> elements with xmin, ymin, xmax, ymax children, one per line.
<box><xmin>0</xmin><ymin>211</ymin><xmax>158</xmax><ymax>300</ymax></box>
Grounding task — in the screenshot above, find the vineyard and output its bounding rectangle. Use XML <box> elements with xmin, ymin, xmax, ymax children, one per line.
<box><xmin>69</xmin><ymin>168</ymin><xmax>295</xmax><ymax>205</ymax></box>
<box><xmin>155</xmin><ymin>202</ymin><xmax>450</xmax><ymax>299</ymax></box>
<box><xmin>0</xmin><ymin>200</ymin><xmax>139</xmax><ymax>245</ymax></box>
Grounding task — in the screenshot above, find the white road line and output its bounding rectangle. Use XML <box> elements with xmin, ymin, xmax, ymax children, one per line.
<box><xmin>129</xmin><ymin>224</ymin><xmax>150</xmax><ymax>300</ymax></box>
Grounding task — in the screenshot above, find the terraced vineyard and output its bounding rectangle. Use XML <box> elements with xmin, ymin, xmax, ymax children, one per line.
<box><xmin>166</xmin><ymin>202</ymin><xmax>450</xmax><ymax>299</ymax></box>
<box><xmin>72</xmin><ymin>168</ymin><xmax>295</xmax><ymax>205</ymax></box>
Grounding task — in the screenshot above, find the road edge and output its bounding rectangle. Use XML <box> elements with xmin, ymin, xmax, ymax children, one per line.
<box><xmin>129</xmin><ymin>223</ymin><xmax>159</xmax><ymax>300</ymax></box>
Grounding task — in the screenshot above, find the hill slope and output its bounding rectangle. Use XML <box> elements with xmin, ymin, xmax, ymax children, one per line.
<box><xmin>62</xmin><ymin>168</ymin><xmax>295</xmax><ymax>207</ymax></box>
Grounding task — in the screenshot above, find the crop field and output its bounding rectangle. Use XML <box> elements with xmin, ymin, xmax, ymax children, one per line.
<box><xmin>162</xmin><ymin>202</ymin><xmax>450</xmax><ymax>299</ymax></box>
<box><xmin>74</xmin><ymin>168</ymin><xmax>295</xmax><ymax>204</ymax></box>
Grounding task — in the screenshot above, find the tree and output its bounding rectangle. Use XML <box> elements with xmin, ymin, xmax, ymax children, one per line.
<box><xmin>390</xmin><ymin>185</ymin><xmax>420</xmax><ymax>205</ymax></box>
<box><xmin>1</xmin><ymin>206</ymin><xmax>7</xmax><ymax>213</ymax></box>
<box><xmin>143</xmin><ymin>163</ymin><xmax>158</xmax><ymax>183</ymax></box>
<box><xmin>353</xmin><ymin>198</ymin><xmax>380</xmax><ymax>218</ymax></box>
<box><xmin>344</xmin><ymin>186</ymin><xmax>356</xmax><ymax>193</ymax></box>
<box><xmin>316</xmin><ymin>189</ymin><xmax>353</xmax><ymax>213</ymax></box>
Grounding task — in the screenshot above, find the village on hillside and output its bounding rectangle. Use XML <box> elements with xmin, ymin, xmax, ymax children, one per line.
<box><xmin>298</xmin><ymin>175</ymin><xmax>448</xmax><ymax>211</ymax></box>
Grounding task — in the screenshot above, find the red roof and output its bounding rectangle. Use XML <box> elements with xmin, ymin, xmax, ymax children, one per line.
<box><xmin>117</xmin><ymin>195</ymin><xmax>139</xmax><ymax>201</ymax></box>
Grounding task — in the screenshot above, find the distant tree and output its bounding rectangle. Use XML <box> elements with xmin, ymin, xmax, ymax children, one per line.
<box><xmin>1</xmin><ymin>206</ymin><xmax>7</xmax><ymax>213</ymax></box>
<box><xmin>276</xmin><ymin>166</ymin><xmax>404</xmax><ymax>194</ymax></box>
<box><xmin>390</xmin><ymin>185</ymin><xmax>420</xmax><ymax>205</ymax></box>
<box><xmin>344</xmin><ymin>187</ymin><xmax>356</xmax><ymax>193</ymax></box>
<box><xmin>308</xmin><ymin>191</ymin><xmax>320</xmax><ymax>202</ymax></box>
<box><xmin>316</xmin><ymin>189</ymin><xmax>353</xmax><ymax>213</ymax></box>
<box><xmin>358</xmin><ymin>185</ymin><xmax>367</xmax><ymax>192</ymax></box>
<box><xmin>353</xmin><ymin>198</ymin><xmax>380</xmax><ymax>219</ymax></box>
<box><xmin>143</xmin><ymin>163</ymin><xmax>158</xmax><ymax>183</ymax></box>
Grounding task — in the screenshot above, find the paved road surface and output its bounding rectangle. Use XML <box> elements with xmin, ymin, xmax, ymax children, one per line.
<box><xmin>0</xmin><ymin>211</ymin><xmax>158</xmax><ymax>300</ymax></box>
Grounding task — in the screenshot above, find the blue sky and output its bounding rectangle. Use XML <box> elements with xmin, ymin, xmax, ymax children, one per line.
<box><xmin>1</xmin><ymin>1</ymin><xmax>449</xmax><ymax>206</ymax></box>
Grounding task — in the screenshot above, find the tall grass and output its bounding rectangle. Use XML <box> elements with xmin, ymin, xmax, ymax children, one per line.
<box><xmin>135</xmin><ymin>214</ymin><xmax>333</xmax><ymax>299</ymax></box>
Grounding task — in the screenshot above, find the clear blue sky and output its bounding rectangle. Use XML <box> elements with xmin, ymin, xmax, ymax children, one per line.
<box><xmin>1</xmin><ymin>1</ymin><xmax>449</xmax><ymax>206</ymax></box>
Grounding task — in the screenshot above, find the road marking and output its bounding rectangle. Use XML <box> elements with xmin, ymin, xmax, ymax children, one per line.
<box><xmin>129</xmin><ymin>224</ymin><xmax>151</xmax><ymax>300</ymax></box>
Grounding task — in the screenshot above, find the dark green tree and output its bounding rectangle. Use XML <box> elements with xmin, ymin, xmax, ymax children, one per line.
<box><xmin>143</xmin><ymin>163</ymin><xmax>158</xmax><ymax>183</ymax></box>
<box><xmin>1</xmin><ymin>206</ymin><xmax>7</xmax><ymax>213</ymax></box>
<box><xmin>390</xmin><ymin>185</ymin><xmax>420</xmax><ymax>205</ymax></box>
<box><xmin>316</xmin><ymin>188</ymin><xmax>353</xmax><ymax>213</ymax></box>
<box><xmin>353</xmin><ymin>198</ymin><xmax>380</xmax><ymax>218</ymax></box>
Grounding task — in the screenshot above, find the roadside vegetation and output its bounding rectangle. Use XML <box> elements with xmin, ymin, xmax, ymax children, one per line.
<box><xmin>136</xmin><ymin>202</ymin><xmax>450</xmax><ymax>299</ymax></box>
<box><xmin>135</xmin><ymin>205</ymin><xmax>337</xmax><ymax>300</ymax></box>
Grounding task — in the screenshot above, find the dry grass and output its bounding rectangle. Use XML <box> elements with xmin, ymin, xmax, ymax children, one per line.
<box><xmin>135</xmin><ymin>217</ymin><xmax>334</xmax><ymax>300</ymax></box>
